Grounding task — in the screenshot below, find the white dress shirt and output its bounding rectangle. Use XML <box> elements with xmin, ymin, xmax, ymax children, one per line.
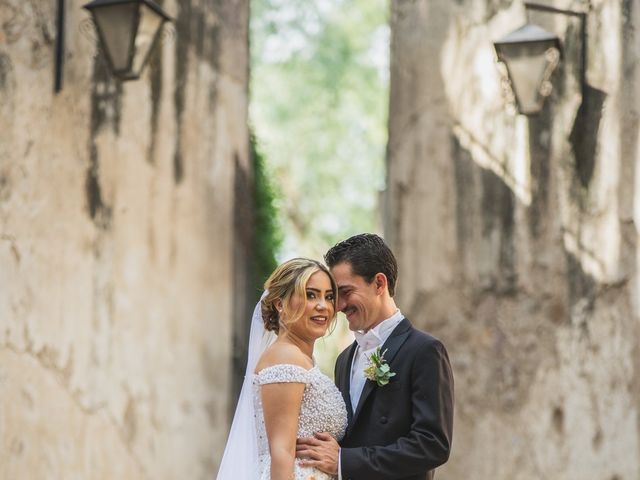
<box><xmin>349</xmin><ymin>309</ymin><xmax>404</xmax><ymax>410</ymax></box>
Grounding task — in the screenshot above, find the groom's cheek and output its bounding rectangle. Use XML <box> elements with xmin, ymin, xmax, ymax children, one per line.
<box><xmin>337</xmin><ymin>298</ymin><xmax>347</xmax><ymax>312</ymax></box>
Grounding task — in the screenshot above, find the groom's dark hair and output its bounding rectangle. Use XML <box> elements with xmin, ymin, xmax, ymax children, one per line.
<box><xmin>324</xmin><ymin>233</ymin><xmax>398</xmax><ymax>297</ymax></box>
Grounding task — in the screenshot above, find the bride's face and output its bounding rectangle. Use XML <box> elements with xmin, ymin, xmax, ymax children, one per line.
<box><xmin>286</xmin><ymin>271</ymin><xmax>336</xmax><ymax>340</ymax></box>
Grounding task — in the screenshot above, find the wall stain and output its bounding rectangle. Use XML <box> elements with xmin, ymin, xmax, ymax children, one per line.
<box><xmin>618</xmin><ymin>1</ymin><xmax>640</xmax><ymax>445</ymax></box>
<box><xmin>569</xmin><ymin>86</ymin><xmax>606</xmax><ymax>189</ymax></box>
<box><xmin>452</xmin><ymin>135</ymin><xmax>517</xmax><ymax>293</ymax></box>
<box><xmin>172</xmin><ymin>0</ymin><xmax>193</xmax><ymax>184</ymax></box>
<box><xmin>564</xmin><ymin>19</ymin><xmax>584</xmax><ymax>96</ymax></box>
<box><xmin>231</xmin><ymin>152</ymin><xmax>254</xmax><ymax>409</ymax></box>
<box><xmin>147</xmin><ymin>46</ymin><xmax>163</xmax><ymax>165</ymax></box>
<box><xmin>87</xmin><ymin>53</ymin><xmax>121</xmax><ymax>226</ymax></box>
<box><xmin>27</xmin><ymin>0</ymin><xmax>54</xmax><ymax>44</ymax></box>
<box><xmin>204</xmin><ymin>399</ymin><xmax>218</xmax><ymax>428</ymax></box>
<box><xmin>528</xmin><ymin>111</ymin><xmax>552</xmax><ymax>238</ymax></box>
<box><xmin>0</xmin><ymin>172</ymin><xmax>10</xmax><ymax>203</ymax></box>
<box><xmin>0</xmin><ymin>52</ymin><xmax>13</xmax><ymax>92</ymax></box>
<box><xmin>452</xmin><ymin>134</ymin><xmax>517</xmax><ymax>292</ymax></box>
<box><xmin>172</xmin><ymin>0</ymin><xmax>222</xmax><ymax>184</ymax></box>
<box><xmin>451</xmin><ymin>135</ymin><xmax>475</xmax><ymax>262</ymax></box>
<box><xmin>1</xmin><ymin>3</ymin><xmax>27</xmax><ymax>44</ymax></box>
<box><xmin>566</xmin><ymin>251</ymin><xmax>596</xmax><ymax>319</ymax></box>
<box><xmin>147</xmin><ymin>0</ymin><xmax>164</xmax><ymax>165</ymax></box>
<box><xmin>592</xmin><ymin>427</ymin><xmax>603</xmax><ymax>449</ymax></box>
<box><xmin>0</xmin><ymin>234</ymin><xmax>20</xmax><ymax>263</ymax></box>
<box><xmin>481</xmin><ymin>167</ymin><xmax>517</xmax><ymax>293</ymax></box>
<box><xmin>123</xmin><ymin>398</ymin><xmax>137</xmax><ymax>444</ymax></box>
<box><xmin>552</xmin><ymin>405</ymin><xmax>564</xmax><ymax>434</ymax></box>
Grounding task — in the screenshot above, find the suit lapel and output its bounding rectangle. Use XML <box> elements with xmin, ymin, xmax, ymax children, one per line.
<box><xmin>349</xmin><ymin>318</ymin><xmax>412</xmax><ymax>430</ymax></box>
<box><xmin>339</xmin><ymin>341</ymin><xmax>358</xmax><ymax>423</ymax></box>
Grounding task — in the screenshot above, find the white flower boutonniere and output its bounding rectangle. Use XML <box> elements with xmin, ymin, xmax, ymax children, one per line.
<box><xmin>364</xmin><ymin>347</ymin><xmax>396</xmax><ymax>387</ymax></box>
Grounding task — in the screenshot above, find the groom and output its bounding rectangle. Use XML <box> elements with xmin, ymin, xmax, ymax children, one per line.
<box><xmin>297</xmin><ymin>233</ymin><xmax>454</xmax><ymax>480</ymax></box>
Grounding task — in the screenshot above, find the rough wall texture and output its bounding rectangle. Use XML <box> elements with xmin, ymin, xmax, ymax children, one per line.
<box><xmin>386</xmin><ymin>0</ymin><xmax>640</xmax><ymax>479</ymax></box>
<box><xmin>0</xmin><ymin>0</ymin><xmax>249</xmax><ymax>478</ymax></box>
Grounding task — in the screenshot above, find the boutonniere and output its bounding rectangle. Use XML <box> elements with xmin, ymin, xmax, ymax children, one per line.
<box><xmin>364</xmin><ymin>347</ymin><xmax>396</xmax><ymax>386</ymax></box>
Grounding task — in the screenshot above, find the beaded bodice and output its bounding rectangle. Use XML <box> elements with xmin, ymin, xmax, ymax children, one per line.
<box><xmin>253</xmin><ymin>364</ymin><xmax>347</xmax><ymax>455</ymax></box>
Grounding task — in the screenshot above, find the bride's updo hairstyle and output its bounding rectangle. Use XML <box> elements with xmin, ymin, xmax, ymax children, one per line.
<box><xmin>262</xmin><ymin>258</ymin><xmax>338</xmax><ymax>335</ymax></box>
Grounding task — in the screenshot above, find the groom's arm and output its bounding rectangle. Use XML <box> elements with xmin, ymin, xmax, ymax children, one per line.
<box><xmin>340</xmin><ymin>339</ymin><xmax>454</xmax><ymax>480</ymax></box>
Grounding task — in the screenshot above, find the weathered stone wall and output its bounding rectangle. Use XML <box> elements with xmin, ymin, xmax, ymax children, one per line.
<box><xmin>386</xmin><ymin>1</ymin><xmax>640</xmax><ymax>479</ymax></box>
<box><xmin>0</xmin><ymin>0</ymin><xmax>249</xmax><ymax>478</ymax></box>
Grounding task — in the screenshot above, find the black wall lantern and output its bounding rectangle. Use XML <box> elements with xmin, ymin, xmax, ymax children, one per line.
<box><xmin>83</xmin><ymin>0</ymin><xmax>172</xmax><ymax>81</ymax></box>
<box><xmin>494</xmin><ymin>23</ymin><xmax>561</xmax><ymax>115</ymax></box>
<box><xmin>493</xmin><ymin>2</ymin><xmax>587</xmax><ymax>115</ymax></box>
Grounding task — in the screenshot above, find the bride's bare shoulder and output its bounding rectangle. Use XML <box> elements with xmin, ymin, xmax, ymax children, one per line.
<box><xmin>255</xmin><ymin>342</ymin><xmax>313</xmax><ymax>373</ymax></box>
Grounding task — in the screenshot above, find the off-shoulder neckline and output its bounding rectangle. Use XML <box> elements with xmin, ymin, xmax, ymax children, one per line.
<box><xmin>253</xmin><ymin>363</ymin><xmax>319</xmax><ymax>377</ymax></box>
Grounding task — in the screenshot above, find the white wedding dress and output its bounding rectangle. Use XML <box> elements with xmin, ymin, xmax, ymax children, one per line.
<box><xmin>254</xmin><ymin>364</ymin><xmax>348</xmax><ymax>480</ymax></box>
<box><xmin>217</xmin><ymin>295</ymin><xmax>347</xmax><ymax>480</ymax></box>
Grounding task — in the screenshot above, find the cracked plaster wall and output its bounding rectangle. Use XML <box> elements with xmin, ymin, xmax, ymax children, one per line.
<box><xmin>386</xmin><ymin>1</ymin><xmax>640</xmax><ymax>479</ymax></box>
<box><xmin>0</xmin><ymin>0</ymin><xmax>249</xmax><ymax>478</ymax></box>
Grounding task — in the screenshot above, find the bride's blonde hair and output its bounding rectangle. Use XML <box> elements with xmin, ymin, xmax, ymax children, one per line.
<box><xmin>262</xmin><ymin>258</ymin><xmax>338</xmax><ymax>335</ymax></box>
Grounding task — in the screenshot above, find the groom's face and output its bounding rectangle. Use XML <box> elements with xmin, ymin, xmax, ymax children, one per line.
<box><xmin>330</xmin><ymin>262</ymin><xmax>381</xmax><ymax>332</ymax></box>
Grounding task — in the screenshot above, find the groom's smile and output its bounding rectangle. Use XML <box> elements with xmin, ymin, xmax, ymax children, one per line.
<box><xmin>343</xmin><ymin>306</ymin><xmax>358</xmax><ymax>321</ymax></box>
<box><xmin>342</xmin><ymin>305</ymin><xmax>366</xmax><ymax>328</ymax></box>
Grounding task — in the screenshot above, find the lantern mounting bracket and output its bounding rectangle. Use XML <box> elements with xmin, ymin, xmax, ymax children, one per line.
<box><xmin>55</xmin><ymin>0</ymin><xmax>65</xmax><ymax>93</ymax></box>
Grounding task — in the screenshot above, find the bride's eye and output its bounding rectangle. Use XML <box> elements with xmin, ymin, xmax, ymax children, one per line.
<box><xmin>306</xmin><ymin>291</ymin><xmax>316</xmax><ymax>299</ymax></box>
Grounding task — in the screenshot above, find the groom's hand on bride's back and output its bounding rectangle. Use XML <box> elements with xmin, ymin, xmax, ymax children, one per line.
<box><xmin>296</xmin><ymin>432</ymin><xmax>339</xmax><ymax>475</ymax></box>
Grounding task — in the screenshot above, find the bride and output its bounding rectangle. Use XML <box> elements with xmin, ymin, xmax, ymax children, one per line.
<box><xmin>217</xmin><ymin>258</ymin><xmax>348</xmax><ymax>480</ymax></box>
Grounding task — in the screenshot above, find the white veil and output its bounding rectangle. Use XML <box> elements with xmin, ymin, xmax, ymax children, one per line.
<box><xmin>217</xmin><ymin>291</ymin><xmax>276</xmax><ymax>479</ymax></box>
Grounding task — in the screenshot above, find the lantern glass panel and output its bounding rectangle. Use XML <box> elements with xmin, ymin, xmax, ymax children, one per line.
<box><xmin>92</xmin><ymin>2</ymin><xmax>138</xmax><ymax>71</ymax></box>
<box><xmin>498</xmin><ymin>39</ymin><xmax>559</xmax><ymax>114</ymax></box>
<box><xmin>130</xmin><ymin>3</ymin><xmax>165</xmax><ymax>76</ymax></box>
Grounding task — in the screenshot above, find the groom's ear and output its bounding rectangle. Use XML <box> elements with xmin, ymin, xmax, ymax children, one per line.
<box><xmin>373</xmin><ymin>273</ymin><xmax>388</xmax><ymax>295</ymax></box>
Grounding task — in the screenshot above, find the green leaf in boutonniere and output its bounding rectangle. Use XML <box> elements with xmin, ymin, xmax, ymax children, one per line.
<box><xmin>364</xmin><ymin>347</ymin><xmax>396</xmax><ymax>387</ymax></box>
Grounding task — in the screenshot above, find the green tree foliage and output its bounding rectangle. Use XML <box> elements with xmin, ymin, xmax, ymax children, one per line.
<box><xmin>252</xmin><ymin>133</ymin><xmax>283</xmax><ymax>291</ymax></box>
<box><xmin>251</xmin><ymin>0</ymin><xmax>389</xmax><ymax>258</ymax></box>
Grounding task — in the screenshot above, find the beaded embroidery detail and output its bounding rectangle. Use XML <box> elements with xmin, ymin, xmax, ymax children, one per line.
<box><xmin>253</xmin><ymin>364</ymin><xmax>348</xmax><ymax>480</ymax></box>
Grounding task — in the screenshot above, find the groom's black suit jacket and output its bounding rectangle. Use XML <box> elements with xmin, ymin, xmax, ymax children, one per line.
<box><xmin>335</xmin><ymin>318</ymin><xmax>454</xmax><ymax>480</ymax></box>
